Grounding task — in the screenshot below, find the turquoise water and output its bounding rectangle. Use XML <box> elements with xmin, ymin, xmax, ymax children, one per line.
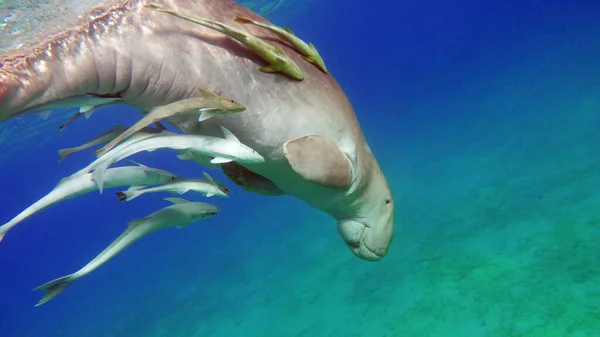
<box><xmin>1</xmin><ymin>1</ymin><xmax>600</xmax><ymax>336</ymax></box>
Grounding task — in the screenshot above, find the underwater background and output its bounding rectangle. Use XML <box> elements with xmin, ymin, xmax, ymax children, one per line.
<box><xmin>1</xmin><ymin>0</ymin><xmax>600</xmax><ymax>336</ymax></box>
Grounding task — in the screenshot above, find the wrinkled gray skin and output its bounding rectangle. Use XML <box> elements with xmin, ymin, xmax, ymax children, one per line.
<box><xmin>0</xmin><ymin>0</ymin><xmax>394</xmax><ymax>260</ymax></box>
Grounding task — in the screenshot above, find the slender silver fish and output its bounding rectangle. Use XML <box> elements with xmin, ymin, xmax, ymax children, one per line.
<box><xmin>58</xmin><ymin>123</ymin><xmax>167</xmax><ymax>161</ymax></box>
<box><xmin>58</xmin><ymin>99</ymin><xmax>124</xmax><ymax>131</ymax></box>
<box><xmin>24</xmin><ymin>95</ymin><xmax>123</xmax><ymax>120</ymax></box>
<box><xmin>116</xmin><ymin>172</ymin><xmax>230</xmax><ymax>201</ymax></box>
<box><xmin>73</xmin><ymin>130</ymin><xmax>176</xmax><ymax>177</ymax></box>
<box><xmin>88</xmin><ymin>127</ymin><xmax>264</xmax><ymax>193</ymax></box>
<box><xmin>0</xmin><ymin>164</ymin><xmax>179</xmax><ymax>243</ymax></box>
<box><xmin>33</xmin><ymin>198</ymin><xmax>220</xmax><ymax>306</ymax></box>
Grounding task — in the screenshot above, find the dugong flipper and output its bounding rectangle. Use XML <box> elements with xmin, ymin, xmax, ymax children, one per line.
<box><xmin>0</xmin><ymin>0</ymin><xmax>394</xmax><ymax>260</ymax></box>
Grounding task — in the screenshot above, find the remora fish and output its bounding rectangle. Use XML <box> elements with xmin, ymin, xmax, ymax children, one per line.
<box><xmin>73</xmin><ymin>130</ymin><xmax>174</xmax><ymax>177</ymax></box>
<box><xmin>144</xmin><ymin>4</ymin><xmax>305</xmax><ymax>81</ymax></box>
<box><xmin>235</xmin><ymin>16</ymin><xmax>328</xmax><ymax>73</ymax></box>
<box><xmin>22</xmin><ymin>94</ymin><xmax>123</xmax><ymax>121</ymax></box>
<box><xmin>58</xmin><ymin>99</ymin><xmax>124</xmax><ymax>131</ymax></box>
<box><xmin>32</xmin><ymin>198</ymin><xmax>220</xmax><ymax>306</ymax></box>
<box><xmin>57</xmin><ymin>123</ymin><xmax>166</xmax><ymax>161</ymax></box>
<box><xmin>95</xmin><ymin>89</ymin><xmax>246</xmax><ymax>157</ymax></box>
<box><xmin>0</xmin><ymin>164</ymin><xmax>179</xmax><ymax>243</ymax></box>
<box><xmin>89</xmin><ymin>127</ymin><xmax>264</xmax><ymax>193</ymax></box>
<box><xmin>116</xmin><ymin>172</ymin><xmax>230</xmax><ymax>201</ymax></box>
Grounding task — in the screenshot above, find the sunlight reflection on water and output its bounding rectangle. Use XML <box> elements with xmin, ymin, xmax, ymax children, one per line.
<box><xmin>0</xmin><ymin>0</ymin><xmax>304</xmax><ymax>52</ymax></box>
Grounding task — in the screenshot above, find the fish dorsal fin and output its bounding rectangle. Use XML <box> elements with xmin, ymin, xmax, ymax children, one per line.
<box><xmin>37</xmin><ymin>110</ymin><xmax>52</xmax><ymax>120</ymax></box>
<box><xmin>127</xmin><ymin>160</ymin><xmax>148</xmax><ymax>168</ymax></box>
<box><xmin>202</xmin><ymin>171</ymin><xmax>216</xmax><ymax>183</ymax></box>
<box><xmin>198</xmin><ymin>88</ymin><xmax>218</xmax><ymax>99</ymax></box>
<box><xmin>79</xmin><ymin>105</ymin><xmax>93</xmax><ymax>113</ymax></box>
<box><xmin>283</xmin><ymin>27</ymin><xmax>295</xmax><ymax>35</ymax></box>
<box><xmin>220</xmin><ymin>127</ymin><xmax>240</xmax><ymax>143</ymax></box>
<box><xmin>165</xmin><ymin>197</ymin><xmax>189</xmax><ymax>204</ymax></box>
<box><xmin>84</xmin><ymin>110</ymin><xmax>95</xmax><ymax>119</ymax></box>
<box><xmin>176</xmin><ymin>152</ymin><xmax>193</xmax><ymax>161</ymax></box>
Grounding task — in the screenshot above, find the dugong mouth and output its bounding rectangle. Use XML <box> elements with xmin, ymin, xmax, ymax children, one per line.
<box><xmin>337</xmin><ymin>219</ymin><xmax>383</xmax><ymax>261</ymax></box>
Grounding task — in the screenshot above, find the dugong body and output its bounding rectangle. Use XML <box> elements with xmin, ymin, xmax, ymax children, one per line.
<box><xmin>0</xmin><ymin>0</ymin><xmax>394</xmax><ymax>260</ymax></box>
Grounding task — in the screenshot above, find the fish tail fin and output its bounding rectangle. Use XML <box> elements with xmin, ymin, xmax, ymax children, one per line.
<box><xmin>32</xmin><ymin>274</ymin><xmax>76</xmax><ymax>307</ymax></box>
<box><xmin>37</xmin><ymin>110</ymin><xmax>52</xmax><ymax>121</ymax></box>
<box><xmin>115</xmin><ymin>191</ymin><xmax>140</xmax><ymax>202</ymax></box>
<box><xmin>57</xmin><ymin>148</ymin><xmax>75</xmax><ymax>161</ymax></box>
<box><xmin>234</xmin><ymin>16</ymin><xmax>254</xmax><ymax>24</ymax></box>
<box><xmin>91</xmin><ymin>164</ymin><xmax>108</xmax><ymax>194</ymax></box>
<box><xmin>80</xmin><ymin>107</ymin><xmax>96</xmax><ymax>119</ymax></box>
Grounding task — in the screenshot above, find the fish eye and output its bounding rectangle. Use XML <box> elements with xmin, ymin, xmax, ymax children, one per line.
<box><xmin>170</xmin><ymin>176</ymin><xmax>177</xmax><ymax>180</ymax></box>
<box><xmin>385</xmin><ymin>198</ymin><xmax>391</xmax><ymax>205</ymax></box>
<box><xmin>210</xmin><ymin>212</ymin><xmax>217</xmax><ymax>216</ymax></box>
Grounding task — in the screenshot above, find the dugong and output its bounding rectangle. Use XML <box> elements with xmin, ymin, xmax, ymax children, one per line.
<box><xmin>0</xmin><ymin>0</ymin><xmax>394</xmax><ymax>260</ymax></box>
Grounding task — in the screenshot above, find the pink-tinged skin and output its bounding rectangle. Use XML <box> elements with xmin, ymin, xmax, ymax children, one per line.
<box><xmin>0</xmin><ymin>0</ymin><xmax>394</xmax><ymax>260</ymax></box>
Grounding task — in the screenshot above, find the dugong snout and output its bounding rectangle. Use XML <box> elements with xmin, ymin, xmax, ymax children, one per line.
<box><xmin>335</xmin><ymin>152</ymin><xmax>395</xmax><ymax>261</ymax></box>
<box><xmin>337</xmin><ymin>212</ymin><xmax>394</xmax><ymax>261</ymax></box>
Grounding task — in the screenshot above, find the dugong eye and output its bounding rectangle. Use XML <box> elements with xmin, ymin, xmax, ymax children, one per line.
<box><xmin>170</xmin><ymin>176</ymin><xmax>177</xmax><ymax>180</ymax></box>
<box><xmin>385</xmin><ymin>199</ymin><xmax>391</xmax><ymax>205</ymax></box>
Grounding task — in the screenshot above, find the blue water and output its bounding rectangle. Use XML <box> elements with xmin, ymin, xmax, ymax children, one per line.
<box><xmin>2</xmin><ymin>0</ymin><xmax>600</xmax><ymax>336</ymax></box>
